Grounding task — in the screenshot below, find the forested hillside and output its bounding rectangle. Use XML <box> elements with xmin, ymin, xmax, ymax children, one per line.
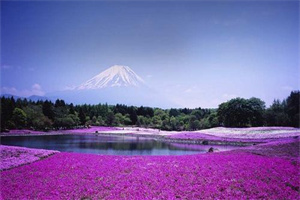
<box><xmin>1</xmin><ymin>91</ymin><xmax>299</xmax><ymax>131</ymax></box>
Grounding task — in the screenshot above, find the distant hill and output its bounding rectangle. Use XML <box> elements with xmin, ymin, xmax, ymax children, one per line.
<box><xmin>1</xmin><ymin>94</ymin><xmax>23</xmax><ymax>99</ymax></box>
<box><xmin>27</xmin><ymin>95</ymin><xmax>49</xmax><ymax>101</ymax></box>
<box><xmin>1</xmin><ymin>94</ymin><xmax>49</xmax><ymax>102</ymax></box>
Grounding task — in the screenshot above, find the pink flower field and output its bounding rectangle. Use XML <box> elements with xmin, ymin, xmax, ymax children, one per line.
<box><xmin>0</xmin><ymin>145</ymin><xmax>58</xmax><ymax>171</ymax></box>
<box><xmin>167</xmin><ymin>127</ymin><xmax>300</xmax><ymax>145</ymax></box>
<box><xmin>1</xmin><ymin>138</ymin><xmax>299</xmax><ymax>199</ymax></box>
<box><xmin>235</xmin><ymin>138</ymin><xmax>300</xmax><ymax>161</ymax></box>
<box><xmin>195</xmin><ymin>127</ymin><xmax>300</xmax><ymax>139</ymax></box>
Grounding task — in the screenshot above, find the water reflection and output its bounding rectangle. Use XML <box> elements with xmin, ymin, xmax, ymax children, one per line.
<box><xmin>1</xmin><ymin>135</ymin><xmax>241</xmax><ymax>156</ymax></box>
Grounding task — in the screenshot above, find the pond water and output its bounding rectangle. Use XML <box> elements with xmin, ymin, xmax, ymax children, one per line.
<box><xmin>1</xmin><ymin>135</ymin><xmax>241</xmax><ymax>156</ymax></box>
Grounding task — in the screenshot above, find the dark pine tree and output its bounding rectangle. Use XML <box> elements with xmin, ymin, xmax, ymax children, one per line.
<box><xmin>69</xmin><ymin>103</ymin><xmax>75</xmax><ymax>115</ymax></box>
<box><xmin>286</xmin><ymin>91</ymin><xmax>300</xmax><ymax>127</ymax></box>
<box><xmin>42</xmin><ymin>100</ymin><xmax>55</xmax><ymax>120</ymax></box>
<box><xmin>78</xmin><ymin>107</ymin><xmax>86</xmax><ymax>125</ymax></box>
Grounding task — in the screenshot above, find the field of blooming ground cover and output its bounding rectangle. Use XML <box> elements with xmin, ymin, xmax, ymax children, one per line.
<box><xmin>0</xmin><ymin>145</ymin><xmax>59</xmax><ymax>171</ymax></box>
<box><xmin>1</xmin><ymin>127</ymin><xmax>299</xmax><ymax>199</ymax></box>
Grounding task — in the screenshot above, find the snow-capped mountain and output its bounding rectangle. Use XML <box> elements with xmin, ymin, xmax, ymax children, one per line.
<box><xmin>77</xmin><ymin>65</ymin><xmax>145</xmax><ymax>90</ymax></box>
<box><xmin>47</xmin><ymin>65</ymin><xmax>178</xmax><ymax>108</ymax></box>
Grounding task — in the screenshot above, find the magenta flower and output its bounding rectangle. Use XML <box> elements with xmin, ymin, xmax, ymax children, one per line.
<box><xmin>1</xmin><ymin>138</ymin><xmax>299</xmax><ymax>199</ymax></box>
<box><xmin>0</xmin><ymin>145</ymin><xmax>58</xmax><ymax>171</ymax></box>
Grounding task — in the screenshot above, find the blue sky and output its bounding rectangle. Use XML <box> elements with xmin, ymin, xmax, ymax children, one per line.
<box><xmin>1</xmin><ymin>1</ymin><xmax>299</xmax><ymax>108</ymax></box>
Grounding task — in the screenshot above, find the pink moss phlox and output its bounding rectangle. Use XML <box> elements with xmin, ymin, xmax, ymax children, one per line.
<box><xmin>235</xmin><ymin>138</ymin><xmax>300</xmax><ymax>161</ymax></box>
<box><xmin>168</xmin><ymin>127</ymin><xmax>300</xmax><ymax>143</ymax></box>
<box><xmin>0</xmin><ymin>145</ymin><xmax>59</xmax><ymax>171</ymax></box>
<box><xmin>1</xmin><ymin>142</ymin><xmax>299</xmax><ymax>199</ymax></box>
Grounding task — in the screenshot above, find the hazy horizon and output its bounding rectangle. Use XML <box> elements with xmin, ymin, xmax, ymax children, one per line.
<box><xmin>1</xmin><ymin>0</ymin><xmax>299</xmax><ymax>108</ymax></box>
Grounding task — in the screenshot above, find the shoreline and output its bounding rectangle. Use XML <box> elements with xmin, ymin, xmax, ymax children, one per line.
<box><xmin>0</xmin><ymin>131</ymin><xmax>269</xmax><ymax>146</ymax></box>
<box><xmin>1</xmin><ymin>126</ymin><xmax>299</xmax><ymax>147</ymax></box>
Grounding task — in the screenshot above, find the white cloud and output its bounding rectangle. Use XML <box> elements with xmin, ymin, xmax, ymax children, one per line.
<box><xmin>146</xmin><ymin>74</ymin><xmax>153</xmax><ymax>78</ymax></box>
<box><xmin>32</xmin><ymin>83</ymin><xmax>42</xmax><ymax>90</ymax></box>
<box><xmin>30</xmin><ymin>84</ymin><xmax>44</xmax><ymax>96</ymax></box>
<box><xmin>1</xmin><ymin>84</ymin><xmax>45</xmax><ymax>97</ymax></box>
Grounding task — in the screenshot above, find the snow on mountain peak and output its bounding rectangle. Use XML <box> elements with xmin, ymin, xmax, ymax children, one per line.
<box><xmin>77</xmin><ymin>65</ymin><xmax>145</xmax><ymax>90</ymax></box>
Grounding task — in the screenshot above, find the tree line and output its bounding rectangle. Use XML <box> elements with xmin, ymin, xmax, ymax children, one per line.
<box><xmin>1</xmin><ymin>91</ymin><xmax>299</xmax><ymax>132</ymax></box>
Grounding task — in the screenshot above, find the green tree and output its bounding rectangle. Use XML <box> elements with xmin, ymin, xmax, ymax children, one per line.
<box><xmin>286</xmin><ymin>91</ymin><xmax>300</xmax><ymax>127</ymax></box>
<box><xmin>190</xmin><ymin>110</ymin><xmax>204</xmax><ymax>120</ymax></box>
<box><xmin>12</xmin><ymin>108</ymin><xmax>27</xmax><ymax>129</ymax></box>
<box><xmin>68</xmin><ymin>114</ymin><xmax>80</xmax><ymax>126</ymax></box>
<box><xmin>137</xmin><ymin>115</ymin><xmax>145</xmax><ymax>127</ymax></box>
<box><xmin>114</xmin><ymin>113</ymin><xmax>124</xmax><ymax>126</ymax></box>
<box><xmin>24</xmin><ymin>105</ymin><xmax>53</xmax><ymax>130</ymax></box>
<box><xmin>199</xmin><ymin>118</ymin><xmax>211</xmax><ymax>129</ymax></box>
<box><xmin>248</xmin><ymin>97</ymin><xmax>265</xmax><ymax>126</ymax></box>
<box><xmin>42</xmin><ymin>100</ymin><xmax>54</xmax><ymax>120</ymax></box>
<box><xmin>170</xmin><ymin>116</ymin><xmax>179</xmax><ymax>130</ymax></box>
<box><xmin>128</xmin><ymin>106</ymin><xmax>137</xmax><ymax>125</ymax></box>
<box><xmin>161</xmin><ymin>116</ymin><xmax>171</xmax><ymax>130</ymax></box>
<box><xmin>106</xmin><ymin>111</ymin><xmax>115</xmax><ymax>126</ymax></box>
<box><xmin>54</xmin><ymin>117</ymin><xmax>75</xmax><ymax>129</ymax></box>
<box><xmin>123</xmin><ymin>114</ymin><xmax>132</xmax><ymax>125</ymax></box>
<box><xmin>32</xmin><ymin>115</ymin><xmax>53</xmax><ymax>130</ymax></box>
<box><xmin>69</xmin><ymin>103</ymin><xmax>75</xmax><ymax>115</ymax></box>
<box><xmin>217</xmin><ymin>97</ymin><xmax>266</xmax><ymax>127</ymax></box>
<box><xmin>78</xmin><ymin>108</ymin><xmax>86</xmax><ymax>125</ymax></box>
<box><xmin>1</xmin><ymin>97</ymin><xmax>16</xmax><ymax>130</ymax></box>
<box><xmin>97</xmin><ymin>116</ymin><xmax>105</xmax><ymax>126</ymax></box>
<box><xmin>265</xmin><ymin>99</ymin><xmax>289</xmax><ymax>126</ymax></box>
<box><xmin>188</xmin><ymin>115</ymin><xmax>200</xmax><ymax>130</ymax></box>
<box><xmin>85</xmin><ymin>116</ymin><xmax>92</xmax><ymax>126</ymax></box>
<box><xmin>152</xmin><ymin>115</ymin><xmax>162</xmax><ymax>128</ymax></box>
<box><xmin>154</xmin><ymin>109</ymin><xmax>168</xmax><ymax>120</ymax></box>
<box><xmin>169</xmin><ymin>109</ymin><xmax>180</xmax><ymax>117</ymax></box>
<box><xmin>207</xmin><ymin>111</ymin><xmax>219</xmax><ymax>127</ymax></box>
<box><xmin>92</xmin><ymin>116</ymin><xmax>97</xmax><ymax>124</ymax></box>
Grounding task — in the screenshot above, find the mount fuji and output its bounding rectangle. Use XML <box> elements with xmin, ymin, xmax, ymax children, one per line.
<box><xmin>77</xmin><ymin>65</ymin><xmax>145</xmax><ymax>90</ymax></box>
<box><xmin>48</xmin><ymin>65</ymin><xmax>177</xmax><ymax>108</ymax></box>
